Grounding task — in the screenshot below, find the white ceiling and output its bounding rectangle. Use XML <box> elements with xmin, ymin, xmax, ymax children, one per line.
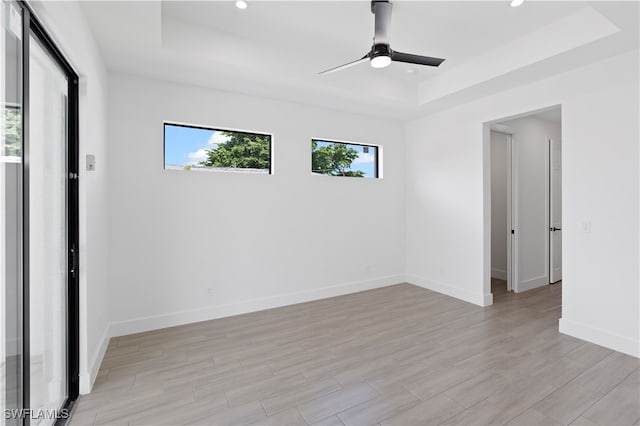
<box><xmin>80</xmin><ymin>1</ymin><xmax>639</xmax><ymax>119</ymax></box>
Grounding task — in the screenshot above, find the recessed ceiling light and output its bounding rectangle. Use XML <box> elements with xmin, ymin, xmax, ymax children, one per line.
<box><xmin>235</xmin><ymin>0</ymin><xmax>248</xmax><ymax>10</ymax></box>
<box><xmin>510</xmin><ymin>0</ymin><xmax>524</xmax><ymax>7</ymax></box>
<box><xmin>406</xmin><ymin>68</ymin><xmax>416</xmax><ymax>74</ymax></box>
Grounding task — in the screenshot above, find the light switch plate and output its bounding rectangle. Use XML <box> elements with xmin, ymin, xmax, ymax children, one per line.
<box><xmin>86</xmin><ymin>154</ymin><xmax>96</xmax><ymax>171</ymax></box>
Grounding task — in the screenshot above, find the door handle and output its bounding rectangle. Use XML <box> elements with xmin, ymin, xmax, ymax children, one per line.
<box><xmin>550</xmin><ymin>227</ymin><xmax>562</xmax><ymax>232</ymax></box>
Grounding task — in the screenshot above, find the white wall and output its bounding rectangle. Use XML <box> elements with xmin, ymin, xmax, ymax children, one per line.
<box><xmin>490</xmin><ymin>131</ymin><xmax>509</xmax><ymax>280</ymax></box>
<box><xmin>500</xmin><ymin>116</ymin><xmax>561</xmax><ymax>292</ymax></box>
<box><xmin>29</xmin><ymin>1</ymin><xmax>111</xmax><ymax>393</ymax></box>
<box><xmin>107</xmin><ymin>73</ymin><xmax>406</xmax><ymax>336</ymax></box>
<box><xmin>406</xmin><ymin>50</ymin><xmax>639</xmax><ymax>357</ymax></box>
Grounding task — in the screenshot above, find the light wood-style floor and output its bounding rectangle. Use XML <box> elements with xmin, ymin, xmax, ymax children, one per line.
<box><xmin>70</xmin><ymin>281</ymin><xmax>640</xmax><ymax>426</ymax></box>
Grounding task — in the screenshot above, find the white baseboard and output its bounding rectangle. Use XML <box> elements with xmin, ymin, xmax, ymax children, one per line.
<box><xmin>110</xmin><ymin>275</ymin><xmax>405</xmax><ymax>337</ymax></box>
<box><xmin>79</xmin><ymin>323</ymin><xmax>111</xmax><ymax>394</ymax></box>
<box><xmin>517</xmin><ymin>275</ymin><xmax>548</xmax><ymax>293</ymax></box>
<box><xmin>559</xmin><ymin>317</ymin><xmax>639</xmax><ymax>358</ymax></box>
<box><xmin>406</xmin><ymin>274</ymin><xmax>492</xmax><ymax>307</ymax></box>
<box><xmin>491</xmin><ymin>268</ymin><xmax>507</xmax><ymax>280</ymax></box>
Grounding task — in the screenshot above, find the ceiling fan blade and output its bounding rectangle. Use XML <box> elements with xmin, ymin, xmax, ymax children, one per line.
<box><xmin>319</xmin><ymin>55</ymin><xmax>369</xmax><ymax>75</ymax></box>
<box><xmin>373</xmin><ymin>0</ymin><xmax>392</xmax><ymax>45</ymax></box>
<box><xmin>391</xmin><ymin>51</ymin><xmax>445</xmax><ymax>67</ymax></box>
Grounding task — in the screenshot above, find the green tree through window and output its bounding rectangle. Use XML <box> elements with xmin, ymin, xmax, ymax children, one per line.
<box><xmin>199</xmin><ymin>131</ymin><xmax>270</xmax><ymax>170</ymax></box>
<box><xmin>3</xmin><ymin>106</ymin><xmax>21</xmax><ymax>157</ymax></box>
<box><xmin>312</xmin><ymin>140</ymin><xmax>378</xmax><ymax>178</ymax></box>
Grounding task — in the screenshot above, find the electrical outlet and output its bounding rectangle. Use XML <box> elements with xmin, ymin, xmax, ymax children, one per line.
<box><xmin>207</xmin><ymin>288</ymin><xmax>213</xmax><ymax>296</ymax></box>
<box><xmin>581</xmin><ymin>221</ymin><xmax>591</xmax><ymax>233</ymax></box>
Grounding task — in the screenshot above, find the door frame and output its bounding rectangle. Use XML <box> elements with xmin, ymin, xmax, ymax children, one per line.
<box><xmin>544</xmin><ymin>135</ymin><xmax>552</xmax><ymax>285</ymax></box>
<box><xmin>18</xmin><ymin>1</ymin><xmax>80</xmax><ymax>422</ymax></box>
<box><xmin>489</xmin><ymin>124</ymin><xmax>518</xmax><ymax>293</ymax></box>
<box><xmin>482</xmin><ymin>105</ymin><xmax>562</xmax><ymax>303</ymax></box>
<box><xmin>548</xmin><ymin>136</ymin><xmax>562</xmax><ymax>284</ymax></box>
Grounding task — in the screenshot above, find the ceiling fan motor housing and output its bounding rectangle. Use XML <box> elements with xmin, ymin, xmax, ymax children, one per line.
<box><xmin>370</xmin><ymin>43</ymin><xmax>392</xmax><ymax>59</ymax></box>
<box><xmin>371</xmin><ymin>0</ymin><xmax>390</xmax><ymax>14</ymax></box>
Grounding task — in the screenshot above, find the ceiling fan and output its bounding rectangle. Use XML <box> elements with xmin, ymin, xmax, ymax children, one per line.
<box><xmin>320</xmin><ymin>0</ymin><xmax>445</xmax><ymax>74</ymax></box>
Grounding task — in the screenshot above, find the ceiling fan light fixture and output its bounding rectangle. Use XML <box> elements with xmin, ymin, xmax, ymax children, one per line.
<box><xmin>371</xmin><ymin>54</ymin><xmax>391</xmax><ymax>68</ymax></box>
<box><xmin>510</xmin><ymin>0</ymin><xmax>524</xmax><ymax>7</ymax></box>
<box><xmin>318</xmin><ymin>2</ymin><xmax>446</xmax><ymax>75</ymax></box>
<box><xmin>235</xmin><ymin>0</ymin><xmax>248</xmax><ymax>10</ymax></box>
<box><xmin>370</xmin><ymin>43</ymin><xmax>392</xmax><ymax>69</ymax></box>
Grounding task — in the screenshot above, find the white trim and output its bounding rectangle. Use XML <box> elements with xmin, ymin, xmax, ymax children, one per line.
<box><xmin>406</xmin><ymin>274</ymin><xmax>492</xmax><ymax>307</ymax></box>
<box><xmin>544</xmin><ymin>136</ymin><xmax>551</xmax><ymax>285</ymax></box>
<box><xmin>491</xmin><ymin>268</ymin><xmax>507</xmax><ymax>280</ymax></box>
<box><xmin>110</xmin><ymin>275</ymin><xmax>404</xmax><ymax>337</ymax></box>
<box><xmin>487</xmin><ymin>126</ymin><xmax>517</xmax><ymax>295</ymax></box>
<box><xmin>559</xmin><ymin>318</ymin><xmax>639</xmax><ymax>358</ymax></box>
<box><xmin>510</xmin><ymin>132</ymin><xmax>520</xmax><ymax>292</ymax></box>
<box><xmin>516</xmin><ymin>275</ymin><xmax>548</xmax><ymax>293</ymax></box>
<box><xmin>79</xmin><ymin>323</ymin><xmax>110</xmax><ymax>394</ymax></box>
<box><xmin>506</xmin><ymin>133</ymin><xmax>514</xmax><ymax>292</ymax></box>
<box><xmin>490</xmin><ymin>124</ymin><xmax>517</xmax><ymax>134</ymax></box>
<box><xmin>163</xmin><ymin>120</ymin><xmax>273</xmax><ymax>139</ymax></box>
<box><xmin>482</xmin><ymin>124</ymin><xmax>492</xmax><ymax>300</ymax></box>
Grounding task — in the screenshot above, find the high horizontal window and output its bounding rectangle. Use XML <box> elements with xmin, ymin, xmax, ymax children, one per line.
<box><xmin>164</xmin><ymin>122</ymin><xmax>272</xmax><ymax>174</ymax></box>
<box><xmin>311</xmin><ymin>139</ymin><xmax>379</xmax><ymax>178</ymax></box>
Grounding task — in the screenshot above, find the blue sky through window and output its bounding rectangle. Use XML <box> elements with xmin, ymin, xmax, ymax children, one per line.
<box><xmin>164</xmin><ymin>124</ymin><xmax>230</xmax><ymax>167</ymax></box>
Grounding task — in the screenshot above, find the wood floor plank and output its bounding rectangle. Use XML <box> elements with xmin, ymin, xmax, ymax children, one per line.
<box><xmin>581</xmin><ymin>369</ymin><xmax>640</xmax><ymax>426</ymax></box>
<box><xmin>247</xmin><ymin>408</ymin><xmax>306</xmax><ymax>426</ymax></box>
<box><xmin>505</xmin><ymin>408</ymin><xmax>563</xmax><ymax>426</ymax></box>
<box><xmin>225</xmin><ymin>372</ymin><xmax>308</xmax><ymax>407</ymax></box>
<box><xmin>297</xmin><ymin>383</ymin><xmax>379</xmax><ymax>424</ymax></box>
<box><xmin>440</xmin><ymin>400</ymin><xmax>512</xmax><ymax>426</ymax></box>
<box><xmin>129</xmin><ymin>391</ymin><xmax>228</xmax><ymax>425</ymax></box>
<box><xmin>336</xmin><ymin>389</ymin><xmax>420</xmax><ymax>425</ymax></box>
<box><xmin>443</xmin><ymin>371</ymin><xmax>508</xmax><ymax>408</ymax></box>
<box><xmin>261</xmin><ymin>377</ymin><xmax>343</xmax><ymax>416</ymax></box>
<box><xmin>189</xmin><ymin>400</ymin><xmax>267</xmax><ymax>425</ymax></box>
<box><xmin>380</xmin><ymin>394</ymin><xmax>464</xmax><ymax>426</ymax></box>
<box><xmin>310</xmin><ymin>415</ymin><xmax>345</xmax><ymax>426</ymax></box>
<box><xmin>569</xmin><ymin>416</ymin><xmax>600</xmax><ymax>426</ymax></box>
<box><xmin>402</xmin><ymin>366</ymin><xmax>478</xmax><ymax>402</ymax></box>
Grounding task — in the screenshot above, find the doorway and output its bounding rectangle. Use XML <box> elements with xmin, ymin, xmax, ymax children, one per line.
<box><xmin>488</xmin><ymin>106</ymin><xmax>562</xmax><ymax>297</ymax></box>
<box><xmin>2</xmin><ymin>1</ymin><xmax>79</xmax><ymax>424</ymax></box>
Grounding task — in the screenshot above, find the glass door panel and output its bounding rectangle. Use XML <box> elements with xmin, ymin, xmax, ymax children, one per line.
<box><xmin>28</xmin><ymin>32</ymin><xmax>68</xmax><ymax>424</ymax></box>
<box><xmin>1</xmin><ymin>1</ymin><xmax>23</xmax><ymax>425</ymax></box>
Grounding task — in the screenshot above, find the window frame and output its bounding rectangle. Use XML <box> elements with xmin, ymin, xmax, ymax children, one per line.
<box><xmin>311</xmin><ymin>137</ymin><xmax>381</xmax><ymax>179</ymax></box>
<box><xmin>163</xmin><ymin>121</ymin><xmax>274</xmax><ymax>175</ymax></box>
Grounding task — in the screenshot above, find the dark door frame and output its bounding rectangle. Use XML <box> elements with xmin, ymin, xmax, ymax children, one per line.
<box><xmin>18</xmin><ymin>2</ymin><xmax>80</xmax><ymax>424</ymax></box>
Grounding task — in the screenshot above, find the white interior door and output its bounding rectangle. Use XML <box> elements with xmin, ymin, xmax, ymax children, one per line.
<box><xmin>549</xmin><ymin>137</ymin><xmax>562</xmax><ymax>283</ymax></box>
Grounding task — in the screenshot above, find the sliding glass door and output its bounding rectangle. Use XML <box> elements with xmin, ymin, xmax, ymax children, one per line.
<box><xmin>2</xmin><ymin>1</ymin><xmax>24</xmax><ymax>425</ymax></box>
<box><xmin>2</xmin><ymin>2</ymin><xmax>78</xmax><ymax>425</ymax></box>
<box><xmin>28</xmin><ymin>31</ymin><xmax>70</xmax><ymax>426</ymax></box>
